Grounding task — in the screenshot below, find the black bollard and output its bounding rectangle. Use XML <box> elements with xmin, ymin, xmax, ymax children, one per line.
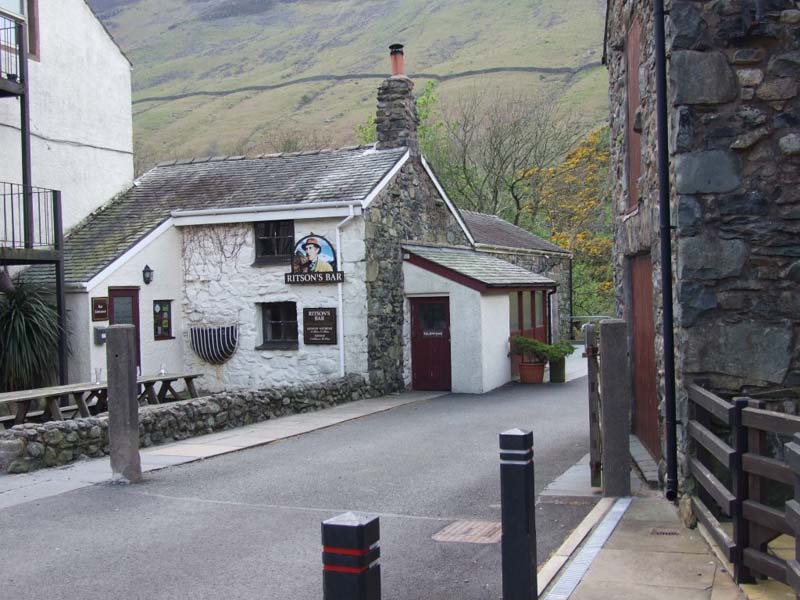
<box><xmin>322</xmin><ymin>512</ymin><xmax>381</xmax><ymax>600</ymax></box>
<box><xmin>500</xmin><ymin>428</ymin><xmax>537</xmax><ymax>600</ymax></box>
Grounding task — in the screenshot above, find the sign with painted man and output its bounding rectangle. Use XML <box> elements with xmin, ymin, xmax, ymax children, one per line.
<box><xmin>285</xmin><ymin>234</ymin><xmax>345</xmax><ymax>284</ymax></box>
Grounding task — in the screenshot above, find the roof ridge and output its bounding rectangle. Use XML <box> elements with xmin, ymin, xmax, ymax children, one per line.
<box><xmin>154</xmin><ymin>143</ymin><xmax>385</xmax><ymax>168</ymax></box>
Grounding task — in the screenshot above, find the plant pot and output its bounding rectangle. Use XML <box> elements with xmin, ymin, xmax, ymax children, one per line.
<box><xmin>518</xmin><ymin>361</ymin><xmax>545</xmax><ymax>384</ymax></box>
<box><xmin>549</xmin><ymin>357</ymin><xmax>566</xmax><ymax>383</ymax></box>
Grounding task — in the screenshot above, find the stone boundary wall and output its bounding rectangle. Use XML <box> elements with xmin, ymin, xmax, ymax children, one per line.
<box><xmin>0</xmin><ymin>374</ymin><xmax>376</xmax><ymax>475</ymax></box>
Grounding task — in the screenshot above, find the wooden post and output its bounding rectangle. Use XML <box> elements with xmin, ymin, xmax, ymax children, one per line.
<box><xmin>599</xmin><ymin>319</ymin><xmax>631</xmax><ymax>497</ymax></box>
<box><xmin>584</xmin><ymin>324</ymin><xmax>602</xmax><ymax>488</ymax></box>
<box><xmin>731</xmin><ymin>398</ymin><xmax>753</xmax><ymax>584</ymax></box>
<box><xmin>107</xmin><ymin>325</ymin><xmax>142</xmax><ymax>483</ymax></box>
<box><xmin>746</xmin><ymin>397</ymin><xmax>769</xmax><ymax>562</ymax></box>
<box><xmin>783</xmin><ymin>433</ymin><xmax>800</xmax><ymax>599</ymax></box>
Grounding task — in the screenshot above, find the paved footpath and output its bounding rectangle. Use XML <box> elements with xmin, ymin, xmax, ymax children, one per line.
<box><xmin>0</xmin><ymin>373</ymin><xmax>594</xmax><ymax>600</ymax></box>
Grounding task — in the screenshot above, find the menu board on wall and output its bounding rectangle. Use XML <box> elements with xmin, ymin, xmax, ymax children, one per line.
<box><xmin>303</xmin><ymin>308</ymin><xmax>337</xmax><ymax>345</ymax></box>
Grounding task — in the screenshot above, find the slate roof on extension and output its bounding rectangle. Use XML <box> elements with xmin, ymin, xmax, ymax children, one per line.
<box><xmin>461</xmin><ymin>210</ymin><xmax>569</xmax><ymax>255</ymax></box>
<box><xmin>404</xmin><ymin>245</ymin><xmax>556</xmax><ymax>288</ymax></box>
<box><xmin>54</xmin><ymin>146</ymin><xmax>407</xmax><ymax>285</ymax></box>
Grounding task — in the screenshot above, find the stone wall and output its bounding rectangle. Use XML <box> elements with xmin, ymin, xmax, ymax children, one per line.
<box><xmin>607</xmin><ymin>0</ymin><xmax>800</xmax><ymax>482</ymax></box>
<box><xmin>364</xmin><ymin>160</ymin><xmax>470</xmax><ymax>393</ymax></box>
<box><xmin>0</xmin><ymin>375</ymin><xmax>376</xmax><ymax>475</ymax></box>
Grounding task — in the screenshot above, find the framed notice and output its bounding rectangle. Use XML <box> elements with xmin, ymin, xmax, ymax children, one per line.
<box><xmin>303</xmin><ymin>308</ymin><xmax>337</xmax><ymax>345</ymax></box>
<box><xmin>92</xmin><ymin>297</ymin><xmax>109</xmax><ymax>321</ymax></box>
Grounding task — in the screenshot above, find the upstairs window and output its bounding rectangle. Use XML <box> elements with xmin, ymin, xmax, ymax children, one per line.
<box><xmin>258</xmin><ymin>301</ymin><xmax>298</xmax><ymax>350</ymax></box>
<box><xmin>26</xmin><ymin>0</ymin><xmax>38</xmax><ymax>60</ymax></box>
<box><xmin>254</xmin><ymin>220</ymin><xmax>293</xmax><ymax>264</ymax></box>
<box><xmin>625</xmin><ymin>16</ymin><xmax>642</xmax><ymax>212</ymax></box>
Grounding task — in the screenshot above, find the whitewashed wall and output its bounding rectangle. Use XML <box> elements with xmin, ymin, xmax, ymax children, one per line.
<box><xmin>480</xmin><ymin>294</ymin><xmax>511</xmax><ymax>392</ymax></box>
<box><xmin>403</xmin><ymin>261</ymin><xmax>507</xmax><ymax>394</ymax></box>
<box><xmin>180</xmin><ymin>217</ymin><xmax>368</xmax><ymax>391</ymax></box>
<box><xmin>0</xmin><ymin>0</ymin><xmax>133</xmax><ymax>232</ymax></box>
<box><xmin>68</xmin><ymin>226</ymin><xmax>184</xmax><ymax>384</ymax></box>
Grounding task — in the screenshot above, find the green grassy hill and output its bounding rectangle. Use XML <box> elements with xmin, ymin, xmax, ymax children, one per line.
<box><xmin>89</xmin><ymin>0</ymin><xmax>609</xmax><ymax>170</ymax></box>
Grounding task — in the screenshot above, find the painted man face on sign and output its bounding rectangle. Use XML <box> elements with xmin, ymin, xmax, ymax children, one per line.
<box><xmin>293</xmin><ymin>236</ymin><xmax>335</xmax><ymax>273</ymax></box>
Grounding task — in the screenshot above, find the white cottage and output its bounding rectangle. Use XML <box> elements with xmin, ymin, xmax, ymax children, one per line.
<box><xmin>51</xmin><ymin>47</ymin><xmax>570</xmax><ymax>395</ymax></box>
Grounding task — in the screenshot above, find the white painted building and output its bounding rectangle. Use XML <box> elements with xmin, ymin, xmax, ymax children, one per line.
<box><xmin>0</xmin><ymin>0</ymin><xmax>133</xmax><ymax>232</ymax></box>
<box><xmin>44</xmin><ymin>50</ymin><xmax>569</xmax><ymax>395</ymax></box>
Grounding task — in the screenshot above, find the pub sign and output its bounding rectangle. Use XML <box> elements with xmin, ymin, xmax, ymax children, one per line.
<box><xmin>303</xmin><ymin>308</ymin><xmax>337</xmax><ymax>345</ymax></box>
<box><xmin>92</xmin><ymin>297</ymin><xmax>109</xmax><ymax>321</ymax></box>
<box><xmin>285</xmin><ymin>234</ymin><xmax>344</xmax><ymax>284</ymax></box>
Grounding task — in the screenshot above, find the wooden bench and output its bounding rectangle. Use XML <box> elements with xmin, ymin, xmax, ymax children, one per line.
<box><xmin>0</xmin><ymin>373</ymin><xmax>203</xmax><ymax>428</ymax></box>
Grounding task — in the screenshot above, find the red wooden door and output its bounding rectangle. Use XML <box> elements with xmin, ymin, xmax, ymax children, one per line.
<box><xmin>410</xmin><ymin>298</ymin><xmax>451</xmax><ymax>391</ymax></box>
<box><xmin>510</xmin><ymin>290</ymin><xmax>549</xmax><ymax>376</ymax></box>
<box><xmin>630</xmin><ymin>255</ymin><xmax>660</xmax><ymax>459</ymax></box>
<box><xmin>109</xmin><ymin>287</ymin><xmax>141</xmax><ymax>367</ymax></box>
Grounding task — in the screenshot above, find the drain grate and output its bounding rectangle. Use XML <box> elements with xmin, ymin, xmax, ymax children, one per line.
<box><xmin>649</xmin><ymin>528</ymin><xmax>681</xmax><ymax>536</ymax></box>
<box><xmin>432</xmin><ymin>520</ymin><xmax>502</xmax><ymax>544</ymax></box>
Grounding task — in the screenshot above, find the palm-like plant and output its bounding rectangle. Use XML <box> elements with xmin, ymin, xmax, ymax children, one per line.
<box><xmin>0</xmin><ymin>277</ymin><xmax>62</xmax><ymax>392</ymax></box>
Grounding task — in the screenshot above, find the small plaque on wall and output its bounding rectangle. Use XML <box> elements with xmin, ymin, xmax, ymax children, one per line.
<box><xmin>303</xmin><ymin>308</ymin><xmax>337</xmax><ymax>345</ymax></box>
<box><xmin>92</xmin><ymin>297</ymin><xmax>109</xmax><ymax>321</ymax></box>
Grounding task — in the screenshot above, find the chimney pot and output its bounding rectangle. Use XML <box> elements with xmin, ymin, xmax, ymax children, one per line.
<box><xmin>389</xmin><ymin>43</ymin><xmax>405</xmax><ymax>77</ymax></box>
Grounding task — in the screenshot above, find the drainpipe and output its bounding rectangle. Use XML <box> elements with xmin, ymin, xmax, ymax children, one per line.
<box><xmin>547</xmin><ymin>289</ymin><xmax>557</xmax><ymax>343</ymax></box>
<box><xmin>568</xmin><ymin>258</ymin><xmax>574</xmax><ymax>340</ymax></box>
<box><xmin>335</xmin><ymin>205</ymin><xmax>356</xmax><ymax>378</ymax></box>
<box><xmin>654</xmin><ymin>0</ymin><xmax>678</xmax><ymax>501</ymax></box>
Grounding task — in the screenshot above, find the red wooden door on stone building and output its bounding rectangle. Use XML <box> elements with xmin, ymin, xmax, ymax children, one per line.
<box><xmin>630</xmin><ymin>255</ymin><xmax>661</xmax><ymax>460</ymax></box>
<box><xmin>410</xmin><ymin>297</ymin><xmax>452</xmax><ymax>391</ymax></box>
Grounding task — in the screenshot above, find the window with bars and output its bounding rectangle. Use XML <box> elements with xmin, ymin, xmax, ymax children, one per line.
<box><xmin>258</xmin><ymin>302</ymin><xmax>298</xmax><ymax>350</ymax></box>
<box><xmin>254</xmin><ymin>220</ymin><xmax>294</xmax><ymax>264</ymax></box>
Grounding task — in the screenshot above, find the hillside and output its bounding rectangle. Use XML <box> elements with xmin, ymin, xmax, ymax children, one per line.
<box><xmin>88</xmin><ymin>0</ymin><xmax>609</xmax><ymax>170</ymax></box>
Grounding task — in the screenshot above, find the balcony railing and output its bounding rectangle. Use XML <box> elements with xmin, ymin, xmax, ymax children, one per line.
<box><xmin>0</xmin><ymin>13</ymin><xmax>22</xmax><ymax>89</ymax></box>
<box><xmin>1</xmin><ymin>181</ymin><xmax>62</xmax><ymax>251</ymax></box>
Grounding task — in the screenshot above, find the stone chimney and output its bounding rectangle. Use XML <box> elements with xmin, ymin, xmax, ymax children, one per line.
<box><xmin>375</xmin><ymin>44</ymin><xmax>418</xmax><ymax>156</ymax></box>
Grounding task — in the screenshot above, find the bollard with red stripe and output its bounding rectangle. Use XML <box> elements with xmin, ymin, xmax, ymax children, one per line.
<box><xmin>322</xmin><ymin>512</ymin><xmax>381</xmax><ymax>600</ymax></box>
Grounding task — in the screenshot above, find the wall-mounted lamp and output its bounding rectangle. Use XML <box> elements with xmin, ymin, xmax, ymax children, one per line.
<box><xmin>142</xmin><ymin>265</ymin><xmax>154</xmax><ymax>285</ymax></box>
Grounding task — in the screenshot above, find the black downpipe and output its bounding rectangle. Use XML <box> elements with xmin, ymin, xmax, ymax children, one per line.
<box><xmin>568</xmin><ymin>258</ymin><xmax>574</xmax><ymax>340</ymax></box>
<box><xmin>654</xmin><ymin>0</ymin><xmax>678</xmax><ymax>501</ymax></box>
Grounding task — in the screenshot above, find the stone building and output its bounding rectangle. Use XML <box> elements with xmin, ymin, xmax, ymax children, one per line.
<box><xmin>605</xmin><ymin>1</ymin><xmax>800</xmax><ymax>478</ymax></box>
<box><xmin>49</xmin><ymin>47</ymin><xmax>571</xmax><ymax>395</ymax></box>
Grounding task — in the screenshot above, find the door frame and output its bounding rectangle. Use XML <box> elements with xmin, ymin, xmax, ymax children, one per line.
<box><xmin>108</xmin><ymin>286</ymin><xmax>141</xmax><ymax>367</ymax></box>
<box><xmin>410</xmin><ymin>296</ymin><xmax>452</xmax><ymax>391</ymax></box>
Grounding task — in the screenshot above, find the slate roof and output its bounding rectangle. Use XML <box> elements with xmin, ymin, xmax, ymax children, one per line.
<box><xmin>52</xmin><ymin>146</ymin><xmax>407</xmax><ymax>285</ymax></box>
<box><xmin>461</xmin><ymin>210</ymin><xmax>569</xmax><ymax>255</ymax></box>
<box><xmin>404</xmin><ymin>245</ymin><xmax>556</xmax><ymax>288</ymax></box>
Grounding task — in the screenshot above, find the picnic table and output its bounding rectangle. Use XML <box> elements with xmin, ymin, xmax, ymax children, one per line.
<box><xmin>0</xmin><ymin>373</ymin><xmax>203</xmax><ymax>428</ymax></box>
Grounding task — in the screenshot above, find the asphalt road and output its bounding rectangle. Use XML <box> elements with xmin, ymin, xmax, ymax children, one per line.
<box><xmin>1</xmin><ymin>378</ymin><xmax>593</xmax><ymax>600</ymax></box>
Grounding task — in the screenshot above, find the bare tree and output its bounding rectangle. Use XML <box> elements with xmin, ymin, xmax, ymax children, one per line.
<box><xmin>426</xmin><ymin>88</ymin><xmax>583</xmax><ymax>227</ymax></box>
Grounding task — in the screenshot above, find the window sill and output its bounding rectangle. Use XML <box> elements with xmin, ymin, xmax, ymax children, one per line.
<box><xmin>252</xmin><ymin>256</ymin><xmax>292</xmax><ymax>268</ymax></box>
<box><xmin>255</xmin><ymin>342</ymin><xmax>299</xmax><ymax>351</ymax></box>
<box><xmin>154</xmin><ymin>336</ymin><xmax>175</xmax><ymax>341</ymax></box>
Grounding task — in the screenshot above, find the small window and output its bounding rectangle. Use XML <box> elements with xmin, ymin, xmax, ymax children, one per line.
<box><xmin>258</xmin><ymin>301</ymin><xmax>298</xmax><ymax>350</ymax></box>
<box><xmin>254</xmin><ymin>220</ymin><xmax>293</xmax><ymax>264</ymax></box>
<box><xmin>535</xmin><ymin>292</ymin><xmax>544</xmax><ymax>327</ymax></box>
<box><xmin>509</xmin><ymin>292</ymin><xmax>520</xmax><ymax>331</ymax></box>
<box><xmin>26</xmin><ymin>0</ymin><xmax>38</xmax><ymax>60</ymax></box>
<box><xmin>153</xmin><ymin>300</ymin><xmax>172</xmax><ymax>340</ymax></box>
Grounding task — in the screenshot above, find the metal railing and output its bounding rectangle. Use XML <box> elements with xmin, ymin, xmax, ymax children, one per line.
<box><xmin>1</xmin><ymin>181</ymin><xmax>61</xmax><ymax>249</ymax></box>
<box><xmin>0</xmin><ymin>13</ymin><xmax>22</xmax><ymax>84</ymax></box>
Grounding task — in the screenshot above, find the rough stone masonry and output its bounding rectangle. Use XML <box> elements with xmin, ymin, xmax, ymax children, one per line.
<box><xmin>0</xmin><ymin>374</ymin><xmax>376</xmax><ymax>475</ymax></box>
<box><xmin>606</xmin><ymin>0</ymin><xmax>800</xmax><ymax>482</ymax></box>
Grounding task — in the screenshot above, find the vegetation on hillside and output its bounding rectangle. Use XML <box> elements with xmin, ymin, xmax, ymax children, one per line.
<box><xmin>357</xmin><ymin>84</ymin><xmax>613</xmax><ymax>318</ymax></box>
<box><xmin>88</xmin><ymin>0</ymin><xmax>607</xmax><ymax>170</ymax></box>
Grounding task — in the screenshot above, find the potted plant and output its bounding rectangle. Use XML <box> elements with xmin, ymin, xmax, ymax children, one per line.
<box><xmin>510</xmin><ymin>336</ymin><xmax>551</xmax><ymax>384</ymax></box>
<box><xmin>547</xmin><ymin>340</ymin><xmax>576</xmax><ymax>384</ymax></box>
